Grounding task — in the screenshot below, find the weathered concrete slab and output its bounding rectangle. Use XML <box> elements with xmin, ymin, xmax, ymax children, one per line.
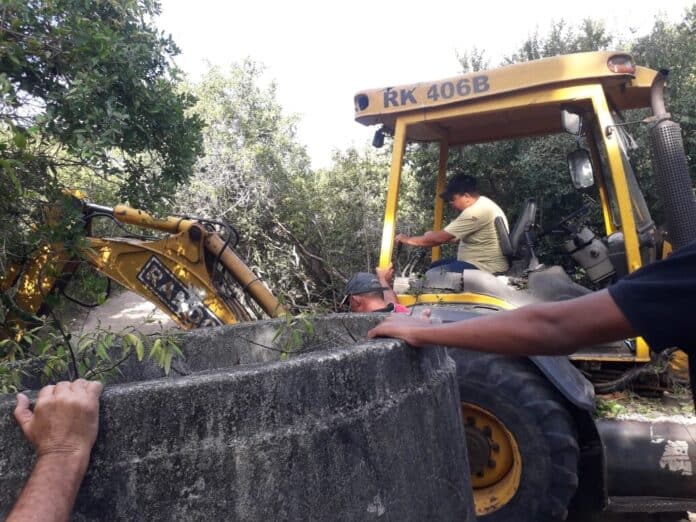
<box><xmin>0</xmin><ymin>314</ymin><xmax>475</xmax><ymax>521</ymax></box>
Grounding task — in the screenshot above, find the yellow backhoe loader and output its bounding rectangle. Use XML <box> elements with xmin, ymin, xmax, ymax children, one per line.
<box><xmin>354</xmin><ymin>51</ymin><xmax>696</xmax><ymax>520</ymax></box>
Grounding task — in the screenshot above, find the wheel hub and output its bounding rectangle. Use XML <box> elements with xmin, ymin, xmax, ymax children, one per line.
<box><xmin>462</xmin><ymin>402</ymin><xmax>523</xmax><ymax>516</ymax></box>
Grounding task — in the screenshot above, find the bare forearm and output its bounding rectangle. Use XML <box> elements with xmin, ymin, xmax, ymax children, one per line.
<box><xmin>411</xmin><ymin>305</ymin><xmax>580</xmax><ymax>355</ymax></box>
<box><xmin>377</xmin><ymin>274</ymin><xmax>398</xmax><ymax>304</ymax></box>
<box><xmin>369</xmin><ymin>290</ymin><xmax>636</xmax><ymax>356</ymax></box>
<box><xmin>7</xmin><ymin>453</ymin><xmax>90</xmax><ymax>522</ymax></box>
<box><xmin>402</xmin><ymin>235</ymin><xmax>440</xmax><ymax>247</ymax></box>
<box><xmin>398</xmin><ymin>230</ymin><xmax>453</xmax><ymax>248</ymax></box>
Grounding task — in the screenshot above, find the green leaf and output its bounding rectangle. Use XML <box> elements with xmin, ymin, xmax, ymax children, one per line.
<box><xmin>6</xmin><ymin>171</ymin><xmax>22</xmax><ymax>195</ymax></box>
<box><xmin>36</xmin><ymin>339</ymin><xmax>52</xmax><ymax>356</ymax></box>
<box><xmin>123</xmin><ymin>333</ymin><xmax>145</xmax><ymax>361</ymax></box>
<box><xmin>163</xmin><ymin>351</ymin><xmax>173</xmax><ymax>375</ymax></box>
<box><xmin>13</xmin><ymin>133</ymin><xmax>27</xmax><ymax>150</ymax></box>
<box><xmin>95</xmin><ymin>342</ymin><xmax>109</xmax><ymax>360</ymax></box>
<box><xmin>166</xmin><ymin>339</ymin><xmax>183</xmax><ymax>358</ymax></box>
<box><xmin>150</xmin><ymin>338</ymin><xmax>163</xmax><ymax>361</ymax></box>
<box><xmin>134</xmin><ymin>337</ymin><xmax>145</xmax><ymax>361</ymax></box>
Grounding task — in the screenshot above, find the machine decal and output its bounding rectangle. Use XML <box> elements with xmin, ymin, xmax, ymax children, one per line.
<box><xmin>366</xmin><ymin>494</ymin><xmax>386</xmax><ymax>517</ymax></box>
<box><xmin>382</xmin><ymin>75</ymin><xmax>490</xmax><ymax>108</ymax></box>
<box><xmin>137</xmin><ymin>256</ymin><xmax>223</xmax><ymax>328</ymax></box>
<box><xmin>659</xmin><ymin>440</ymin><xmax>693</xmax><ymax>476</ymax></box>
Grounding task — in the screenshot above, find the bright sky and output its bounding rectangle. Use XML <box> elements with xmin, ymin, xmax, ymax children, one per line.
<box><xmin>157</xmin><ymin>0</ymin><xmax>693</xmax><ymax>169</ymax></box>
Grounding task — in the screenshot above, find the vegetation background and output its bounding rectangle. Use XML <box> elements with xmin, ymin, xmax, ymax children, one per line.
<box><xmin>1</xmin><ymin>0</ymin><xmax>695</xmax><ymax>385</ymax></box>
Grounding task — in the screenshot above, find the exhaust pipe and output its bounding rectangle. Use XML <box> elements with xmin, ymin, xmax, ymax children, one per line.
<box><xmin>598</xmin><ymin>418</ymin><xmax>696</xmax><ymax>501</ymax></box>
<box><xmin>648</xmin><ymin>71</ymin><xmax>696</xmax><ymax>250</ymax></box>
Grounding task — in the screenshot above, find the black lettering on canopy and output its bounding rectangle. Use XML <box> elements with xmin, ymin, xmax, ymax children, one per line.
<box><xmin>400</xmin><ymin>87</ymin><xmax>417</xmax><ymax>105</ymax></box>
<box><xmin>384</xmin><ymin>89</ymin><xmax>399</xmax><ymax>108</ymax></box>
<box><xmin>473</xmin><ymin>75</ymin><xmax>490</xmax><ymax>93</ymax></box>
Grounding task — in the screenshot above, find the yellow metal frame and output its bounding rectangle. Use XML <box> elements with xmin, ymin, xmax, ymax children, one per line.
<box><xmin>3</xmin><ymin>205</ymin><xmax>284</xmax><ymax>334</ymax></box>
<box><xmin>379</xmin><ymin>119</ymin><xmax>407</xmax><ymax>267</ymax></box>
<box><xmin>374</xmin><ymin>71</ymin><xmax>655</xmax><ymax>363</ymax></box>
<box><xmin>397</xmin><ymin>292</ymin><xmax>513</xmax><ymax>310</ymax></box>
<box><xmin>355</xmin><ymin>51</ymin><xmax>645</xmax><ymax>125</ymax></box>
<box><xmin>431</xmin><ymin>141</ymin><xmax>449</xmax><ymax>262</ymax></box>
<box><xmin>378</xmin><ymin>83</ymin><xmax>643</xmax><ymax>273</ymax></box>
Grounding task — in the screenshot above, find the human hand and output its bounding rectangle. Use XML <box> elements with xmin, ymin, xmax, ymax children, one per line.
<box><xmin>367</xmin><ymin>310</ymin><xmax>434</xmax><ymax>347</ymax></box>
<box><xmin>13</xmin><ymin>379</ymin><xmax>104</xmax><ymax>462</ymax></box>
<box><xmin>375</xmin><ymin>263</ymin><xmax>395</xmax><ymax>285</ymax></box>
<box><xmin>394</xmin><ymin>233</ymin><xmax>410</xmax><ymax>245</ymax></box>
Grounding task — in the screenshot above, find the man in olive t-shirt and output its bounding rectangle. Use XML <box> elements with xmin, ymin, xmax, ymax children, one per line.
<box><xmin>395</xmin><ymin>173</ymin><xmax>509</xmax><ymax>274</ymax></box>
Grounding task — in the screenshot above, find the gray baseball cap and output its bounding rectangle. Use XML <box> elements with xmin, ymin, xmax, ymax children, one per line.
<box><xmin>342</xmin><ymin>272</ymin><xmax>387</xmax><ymax>305</ymax></box>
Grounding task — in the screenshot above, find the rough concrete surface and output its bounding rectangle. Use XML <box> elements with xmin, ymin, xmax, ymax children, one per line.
<box><xmin>0</xmin><ymin>315</ymin><xmax>476</xmax><ymax>521</ymax></box>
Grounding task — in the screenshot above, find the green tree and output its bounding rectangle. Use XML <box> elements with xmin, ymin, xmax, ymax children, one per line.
<box><xmin>0</xmin><ymin>0</ymin><xmax>203</xmax><ymax>272</ymax></box>
<box><xmin>177</xmin><ymin>61</ymin><xmax>428</xmax><ymax>309</ymax></box>
<box><xmin>176</xmin><ymin>61</ymin><xmax>320</xmax><ymax>308</ymax></box>
<box><xmin>0</xmin><ymin>0</ymin><xmax>202</xmax><ymax>385</ymax></box>
<box><xmin>631</xmin><ymin>6</ymin><xmax>696</xmax><ymax>181</ymax></box>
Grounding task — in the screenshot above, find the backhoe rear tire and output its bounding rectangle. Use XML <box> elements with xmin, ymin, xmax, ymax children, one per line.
<box><xmin>449</xmin><ymin>349</ymin><xmax>580</xmax><ymax>521</ymax></box>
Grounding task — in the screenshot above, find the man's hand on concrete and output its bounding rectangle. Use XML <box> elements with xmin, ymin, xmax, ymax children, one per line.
<box><xmin>14</xmin><ymin>379</ymin><xmax>103</xmax><ymax>462</ymax></box>
<box><xmin>8</xmin><ymin>379</ymin><xmax>104</xmax><ymax>522</ymax></box>
<box><xmin>368</xmin><ymin>309</ymin><xmax>434</xmax><ymax>347</ymax></box>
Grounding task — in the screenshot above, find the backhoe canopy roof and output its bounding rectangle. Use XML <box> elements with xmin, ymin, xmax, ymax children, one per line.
<box><xmin>353</xmin><ymin>51</ymin><xmax>658</xmax><ymax>146</ymax></box>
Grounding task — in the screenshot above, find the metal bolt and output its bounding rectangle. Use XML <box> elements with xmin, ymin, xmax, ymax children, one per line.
<box><xmin>487</xmin><ymin>459</ymin><xmax>496</xmax><ymax>468</ymax></box>
<box><xmin>476</xmin><ymin>472</ymin><xmax>485</xmax><ymax>478</ymax></box>
<box><xmin>482</xmin><ymin>425</ymin><xmax>492</xmax><ymax>437</ymax></box>
<box><xmin>491</xmin><ymin>442</ymin><xmax>500</xmax><ymax>452</ymax></box>
<box><xmin>466</xmin><ymin>416</ymin><xmax>476</xmax><ymax>426</ymax></box>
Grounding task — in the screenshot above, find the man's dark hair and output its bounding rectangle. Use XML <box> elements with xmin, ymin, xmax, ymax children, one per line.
<box><xmin>440</xmin><ymin>173</ymin><xmax>479</xmax><ymax>201</ymax></box>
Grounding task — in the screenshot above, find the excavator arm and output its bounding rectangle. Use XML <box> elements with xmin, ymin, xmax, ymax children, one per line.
<box><xmin>1</xmin><ymin>200</ymin><xmax>284</xmax><ymax>335</ymax></box>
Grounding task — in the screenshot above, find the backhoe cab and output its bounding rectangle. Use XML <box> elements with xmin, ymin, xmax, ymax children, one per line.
<box><xmin>355</xmin><ymin>51</ymin><xmax>696</xmax><ymax>520</ymax></box>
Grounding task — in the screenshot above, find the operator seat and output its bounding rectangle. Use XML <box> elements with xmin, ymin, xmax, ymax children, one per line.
<box><xmin>495</xmin><ymin>197</ymin><xmax>540</xmax><ymax>277</ymax></box>
<box><xmin>419</xmin><ymin>198</ymin><xmax>541</xmax><ymax>299</ymax></box>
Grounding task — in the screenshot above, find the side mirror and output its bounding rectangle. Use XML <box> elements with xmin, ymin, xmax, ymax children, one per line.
<box><xmin>561</xmin><ymin>109</ymin><xmax>583</xmax><ymax>136</ymax></box>
<box><xmin>372</xmin><ymin>127</ymin><xmax>385</xmax><ymax>148</ymax></box>
<box><xmin>567</xmin><ymin>149</ymin><xmax>594</xmax><ymax>189</ymax></box>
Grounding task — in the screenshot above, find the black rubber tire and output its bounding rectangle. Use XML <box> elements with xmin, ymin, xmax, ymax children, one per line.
<box><xmin>449</xmin><ymin>349</ymin><xmax>580</xmax><ymax>522</ymax></box>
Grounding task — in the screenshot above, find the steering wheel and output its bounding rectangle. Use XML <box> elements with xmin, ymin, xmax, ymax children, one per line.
<box><xmin>540</xmin><ymin>205</ymin><xmax>590</xmax><ymax>237</ymax></box>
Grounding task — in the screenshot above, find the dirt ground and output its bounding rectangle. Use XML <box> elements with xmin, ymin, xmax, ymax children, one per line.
<box><xmin>67</xmin><ymin>289</ymin><xmax>176</xmax><ymax>335</ymax></box>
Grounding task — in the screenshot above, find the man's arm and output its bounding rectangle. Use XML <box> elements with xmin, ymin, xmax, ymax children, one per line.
<box><xmin>376</xmin><ymin>264</ymin><xmax>398</xmax><ymax>305</ymax></box>
<box><xmin>368</xmin><ymin>289</ymin><xmax>636</xmax><ymax>356</ymax></box>
<box><xmin>8</xmin><ymin>379</ymin><xmax>103</xmax><ymax>522</ymax></box>
<box><xmin>395</xmin><ymin>230</ymin><xmax>455</xmax><ymax>248</ymax></box>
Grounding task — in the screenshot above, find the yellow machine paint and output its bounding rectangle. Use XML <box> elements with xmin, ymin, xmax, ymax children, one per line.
<box><xmin>1</xmin><ymin>199</ymin><xmax>284</xmax><ymax>335</ymax></box>
<box><xmin>354</xmin><ymin>51</ymin><xmax>688</xmax><ymax>518</ymax></box>
<box><xmin>355</xmin><ymin>51</ymin><xmax>656</xmax><ymax>363</ymax></box>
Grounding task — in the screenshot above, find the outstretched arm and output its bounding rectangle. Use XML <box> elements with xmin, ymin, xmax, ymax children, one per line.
<box><xmin>8</xmin><ymin>379</ymin><xmax>103</xmax><ymax>522</ymax></box>
<box><xmin>395</xmin><ymin>230</ymin><xmax>455</xmax><ymax>248</ymax></box>
<box><xmin>368</xmin><ymin>289</ymin><xmax>635</xmax><ymax>356</ymax></box>
<box><xmin>376</xmin><ymin>264</ymin><xmax>398</xmax><ymax>305</ymax></box>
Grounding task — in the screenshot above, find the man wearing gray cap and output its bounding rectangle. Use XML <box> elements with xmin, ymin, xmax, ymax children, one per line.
<box><xmin>343</xmin><ymin>266</ymin><xmax>409</xmax><ymax>313</ymax></box>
